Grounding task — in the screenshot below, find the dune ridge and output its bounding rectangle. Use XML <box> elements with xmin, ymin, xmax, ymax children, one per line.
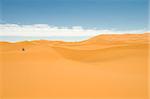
<box><xmin>0</xmin><ymin>33</ymin><xmax>149</xmax><ymax>99</ymax></box>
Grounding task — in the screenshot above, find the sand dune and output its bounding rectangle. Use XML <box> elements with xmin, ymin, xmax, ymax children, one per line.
<box><xmin>0</xmin><ymin>33</ymin><xmax>149</xmax><ymax>99</ymax></box>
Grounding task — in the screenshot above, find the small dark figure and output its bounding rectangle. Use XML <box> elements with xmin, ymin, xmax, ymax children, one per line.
<box><xmin>22</xmin><ymin>48</ymin><xmax>25</xmax><ymax>51</ymax></box>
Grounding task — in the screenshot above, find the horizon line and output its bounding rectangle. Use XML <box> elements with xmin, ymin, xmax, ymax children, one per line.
<box><xmin>0</xmin><ymin>24</ymin><xmax>149</xmax><ymax>42</ymax></box>
<box><xmin>0</xmin><ymin>32</ymin><xmax>149</xmax><ymax>43</ymax></box>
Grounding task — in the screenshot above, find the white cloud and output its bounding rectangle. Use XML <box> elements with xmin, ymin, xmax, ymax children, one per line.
<box><xmin>0</xmin><ymin>24</ymin><xmax>147</xmax><ymax>37</ymax></box>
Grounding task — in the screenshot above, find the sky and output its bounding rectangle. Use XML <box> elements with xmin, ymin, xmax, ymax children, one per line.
<box><xmin>0</xmin><ymin>0</ymin><xmax>149</xmax><ymax>41</ymax></box>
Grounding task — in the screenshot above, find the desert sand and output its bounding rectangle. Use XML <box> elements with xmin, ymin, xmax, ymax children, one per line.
<box><xmin>0</xmin><ymin>33</ymin><xmax>149</xmax><ymax>99</ymax></box>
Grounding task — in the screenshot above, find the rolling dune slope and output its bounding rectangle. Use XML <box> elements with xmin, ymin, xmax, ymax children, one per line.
<box><xmin>0</xmin><ymin>33</ymin><xmax>149</xmax><ymax>99</ymax></box>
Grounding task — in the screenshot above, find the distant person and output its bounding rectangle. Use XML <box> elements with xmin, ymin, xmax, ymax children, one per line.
<box><xmin>22</xmin><ymin>48</ymin><xmax>25</xmax><ymax>51</ymax></box>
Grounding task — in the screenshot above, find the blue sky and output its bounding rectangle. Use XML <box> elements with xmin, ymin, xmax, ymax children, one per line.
<box><xmin>1</xmin><ymin>0</ymin><xmax>148</xmax><ymax>30</ymax></box>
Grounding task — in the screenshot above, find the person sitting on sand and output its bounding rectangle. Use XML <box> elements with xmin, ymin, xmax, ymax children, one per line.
<box><xmin>22</xmin><ymin>48</ymin><xmax>25</xmax><ymax>51</ymax></box>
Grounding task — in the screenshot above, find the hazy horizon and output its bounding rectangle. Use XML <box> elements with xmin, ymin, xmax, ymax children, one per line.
<box><xmin>0</xmin><ymin>24</ymin><xmax>148</xmax><ymax>42</ymax></box>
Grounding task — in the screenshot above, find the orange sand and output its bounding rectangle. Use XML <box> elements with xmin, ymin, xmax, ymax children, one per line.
<box><xmin>0</xmin><ymin>33</ymin><xmax>149</xmax><ymax>99</ymax></box>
